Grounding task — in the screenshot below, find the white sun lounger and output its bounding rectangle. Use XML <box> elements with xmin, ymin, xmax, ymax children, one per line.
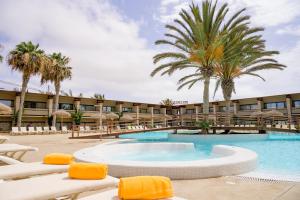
<box><xmin>28</xmin><ymin>127</ymin><xmax>37</xmax><ymax>134</ymax></box>
<box><xmin>79</xmin><ymin>189</ymin><xmax>186</xmax><ymax>200</ymax></box>
<box><xmin>0</xmin><ymin>161</ymin><xmax>68</xmax><ymax>180</ymax></box>
<box><xmin>20</xmin><ymin>127</ymin><xmax>28</xmax><ymax>135</ymax></box>
<box><xmin>61</xmin><ymin>126</ymin><xmax>68</xmax><ymax>133</ymax></box>
<box><xmin>0</xmin><ymin>136</ymin><xmax>8</xmax><ymax>144</ymax></box>
<box><xmin>36</xmin><ymin>127</ymin><xmax>43</xmax><ymax>134</ymax></box>
<box><xmin>43</xmin><ymin>126</ymin><xmax>50</xmax><ymax>134</ymax></box>
<box><xmin>10</xmin><ymin>127</ymin><xmax>20</xmax><ymax>135</ymax></box>
<box><xmin>0</xmin><ymin>155</ymin><xmax>22</xmax><ymax>165</ymax></box>
<box><xmin>49</xmin><ymin>126</ymin><xmax>57</xmax><ymax>134</ymax></box>
<box><xmin>0</xmin><ymin>144</ymin><xmax>38</xmax><ymax>161</ymax></box>
<box><xmin>0</xmin><ymin>173</ymin><xmax>118</xmax><ymax>200</ymax></box>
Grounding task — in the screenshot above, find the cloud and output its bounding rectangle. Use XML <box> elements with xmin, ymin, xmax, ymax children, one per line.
<box><xmin>276</xmin><ymin>25</ymin><xmax>300</xmax><ymax>36</ymax></box>
<box><xmin>0</xmin><ymin>0</ymin><xmax>202</xmax><ymax>103</ymax></box>
<box><xmin>157</xmin><ymin>0</ymin><xmax>300</xmax><ymax>27</ymax></box>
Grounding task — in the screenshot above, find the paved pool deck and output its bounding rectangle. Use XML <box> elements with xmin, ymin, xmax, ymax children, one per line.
<box><xmin>1</xmin><ymin>134</ymin><xmax>299</xmax><ymax>200</ymax></box>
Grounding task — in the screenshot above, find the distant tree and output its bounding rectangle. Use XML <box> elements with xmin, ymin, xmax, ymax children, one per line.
<box><xmin>92</xmin><ymin>93</ymin><xmax>105</xmax><ymax>100</ymax></box>
<box><xmin>160</xmin><ymin>98</ymin><xmax>174</xmax><ymax>106</ymax></box>
<box><xmin>8</xmin><ymin>41</ymin><xmax>49</xmax><ymax>127</ymax></box>
<box><xmin>0</xmin><ymin>44</ymin><xmax>3</xmax><ymax>62</ymax></box>
<box><xmin>61</xmin><ymin>89</ymin><xmax>73</xmax><ymax>96</ymax></box>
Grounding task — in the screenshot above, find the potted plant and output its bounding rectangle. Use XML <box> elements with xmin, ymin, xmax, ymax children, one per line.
<box><xmin>71</xmin><ymin>109</ymin><xmax>83</xmax><ymax>125</ymax></box>
<box><xmin>195</xmin><ymin>120</ymin><xmax>210</xmax><ymax>134</ymax></box>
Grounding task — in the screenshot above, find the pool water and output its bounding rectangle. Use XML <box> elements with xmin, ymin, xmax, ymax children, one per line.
<box><xmin>120</xmin><ymin>131</ymin><xmax>300</xmax><ymax>179</ymax></box>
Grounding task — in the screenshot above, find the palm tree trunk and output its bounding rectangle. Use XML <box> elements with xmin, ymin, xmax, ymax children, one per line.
<box><xmin>202</xmin><ymin>76</ymin><xmax>210</xmax><ymax>119</ymax></box>
<box><xmin>225</xmin><ymin>98</ymin><xmax>231</xmax><ymax>126</ymax></box>
<box><xmin>17</xmin><ymin>75</ymin><xmax>30</xmax><ymax>128</ymax></box>
<box><xmin>52</xmin><ymin>82</ymin><xmax>60</xmax><ymax>127</ymax></box>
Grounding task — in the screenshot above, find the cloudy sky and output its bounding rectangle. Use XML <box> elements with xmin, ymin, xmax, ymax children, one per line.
<box><xmin>0</xmin><ymin>0</ymin><xmax>299</xmax><ymax>104</ymax></box>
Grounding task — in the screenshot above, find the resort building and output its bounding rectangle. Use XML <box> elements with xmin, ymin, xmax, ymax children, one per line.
<box><xmin>0</xmin><ymin>89</ymin><xmax>299</xmax><ymax>132</ymax></box>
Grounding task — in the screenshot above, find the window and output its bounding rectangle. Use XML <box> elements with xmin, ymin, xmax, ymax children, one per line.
<box><xmin>166</xmin><ymin>110</ymin><xmax>172</xmax><ymax>115</ymax></box>
<box><xmin>294</xmin><ymin>100</ymin><xmax>300</xmax><ymax>108</ymax></box>
<box><xmin>59</xmin><ymin>103</ymin><xmax>73</xmax><ymax>110</ymax></box>
<box><xmin>122</xmin><ymin>107</ymin><xmax>132</xmax><ymax>113</ymax></box>
<box><xmin>0</xmin><ymin>99</ymin><xmax>13</xmax><ymax>107</ymax></box>
<box><xmin>186</xmin><ymin>109</ymin><xmax>195</xmax><ymax>114</ymax></box>
<box><xmin>240</xmin><ymin>104</ymin><xmax>257</xmax><ymax>111</ymax></box>
<box><xmin>209</xmin><ymin>107</ymin><xmax>214</xmax><ymax>113</ymax></box>
<box><xmin>264</xmin><ymin>102</ymin><xmax>285</xmax><ymax>109</ymax></box>
<box><xmin>153</xmin><ymin>109</ymin><xmax>160</xmax><ymax>114</ymax></box>
<box><xmin>219</xmin><ymin>106</ymin><xmax>233</xmax><ymax>112</ymax></box>
<box><xmin>103</xmin><ymin>106</ymin><xmax>115</xmax><ymax>113</ymax></box>
<box><xmin>80</xmin><ymin>105</ymin><xmax>95</xmax><ymax>111</ymax></box>
<box><xmin>139</xmin><ymin>108</ymin><xmax>148</xmax><ymax>113</ymax></box>
<box><xmin>24</xmin><ymin>101</ymin><xmax>46</xmax><ymax>109</ymax></box>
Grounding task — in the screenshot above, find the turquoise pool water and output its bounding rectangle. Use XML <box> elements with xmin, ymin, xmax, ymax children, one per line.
<box><xmin>120</xmin><ymin>131</ymin><xmax>300</xmax><ymax>179</ymax></box>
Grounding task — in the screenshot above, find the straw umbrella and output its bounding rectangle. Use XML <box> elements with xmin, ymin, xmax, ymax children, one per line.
<box><xmin>0</xmin><ymin>103</ymin><xmax>12</xmax><ymax>115</ymax></box>
<box><xmin>250</xmin><ymin>111</ymin><xmax>264</xmax><ymax>126</ymax></box>
<box><xmin>119</xmin><ymin>114</ymin><xmax>134</xmax><ymax>128</ymax></box>
<box><xmin>52</xmin><ymin>110</ymin><xmax>71</xmax><ymax>131</ymax></box>
<box><xmin>105</xmin><ymin>112</ymin><xmax>119</xmax><ymax>133</ymax></box>
<box><xmin>263</xmin><ymin>110</ymin><xmax>284</xmax><ymax>126</ymax></box>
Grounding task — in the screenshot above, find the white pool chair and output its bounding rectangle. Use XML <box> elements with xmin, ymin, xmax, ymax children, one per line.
<box><xmin>20</xmin><ymin>127</ymin><xmax>28</xmax><ymax>135</ymax></box>
<box><xmin>249</xmin><ymin>124</ymin><xmax>255</xmax><ymax>127</ymax></box>
<box><xmin>275</xmin><ymin>124</ymin><xmax>281</xmax><ymax>129</ymax></box>
<box><xmin>36</xmin><ymin>127</ymin><xmax>43</xmax><ymax>134</ymax></box>
<box><xmin>234</xmin><ymin>125</ymin><xmax>239</xmax><ymax>127</ymax></box>
<box><xmin>28</xmin><ymin>127</ymin><xmax>37</xmax><ymax>134</ymax></box>
<box><xmin>138</xmin><ymin>125</ymin><xmax>144</xmax><ymax>129</ymax></box>
<box><xmin>116</xmin><ymin>125</ymin><xmax>121</xmax><ymax>131</ymax></box>
<box><xmin>0</xmin><ymin>160</ymin><xmax>68</xmax><ymax>180</ymax></box>
<box><xmin>0</xmin><ymin>155</ymin><xmax>22</xmax><ymax>165</ymax></box>
<box><xmin>79</xmin><ymin>126</ymin><xmax>86</xmax><ymax>133</ymax></box>
<box><xmin>10</xmin><ymin>127</ymin><xmax>20</xmax><ymax>135</ymax></box>
<box><xmin>103</xmin><ymin>126</ymin><xmax>108</xmax><ymax>131</ymax></box>
<box><xmin>282</xmin><ymin>124</ymin><xmax>288</xmax><ymax>129</ymax></box>
<box><xmin>85</xmin><ymin>126</ymin><xmax>92</xmax><ymax>133</ymax></box>
<box><xmin>49</xmin><ymin>126</ymin><xmax>57</xmax><ymax>134</ymax></box>
<box><xmin>0</xmin><ymin>144</ymin><xmax>38</xmax><ymax>161</ymax></box>
<box><xmin>43</xmin><ymin>126</ymin><xmax>50</xmax><ymax>134</ymax></box>
<box><xmin>245</xmin><ymin>124</ymin><xmax>250</xmax><ymax>127</ymax></box>
<box><xmin>0</xmin><ymin>136</ymin><xmax>8</xmax><ymax>144</ymax></box>
<box><xmin>290</xmin><ymin>124</ymin><xmax>296</xmax><ymax>130</ymax></box>
<box><xmin>61</xmin><ymin>126</ymin><xmax>68</xmax><ymax>133</ymax></box>
<box><xmin>79</xmin><ymin>188</ymin><xmax>186</xmax><ymax>200</ymax></box>
<box><xmin>0</xmin><ymin>173</ymin><xmax>118</xmax><ymax>200</ymax></box>
<box><xmin>127</xmin><ymin>126</ymin><xmax>132</xmax><ymax>130</ymax></box>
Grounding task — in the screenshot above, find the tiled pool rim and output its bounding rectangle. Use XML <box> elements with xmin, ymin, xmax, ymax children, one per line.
<box><xmin>74</xmin><ymin>141</ymin><xmax>258</xmax><ymax>180</ymax></box>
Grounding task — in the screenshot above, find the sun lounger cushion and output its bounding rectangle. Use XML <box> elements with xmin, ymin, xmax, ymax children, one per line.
<box><xmin>68</xmin><ymin>162</ymin><xmax>108</xmax><ymax>180</ymax></box>
<box><xmin>43</xmin><ymin>153</ymin><xmax>73</xmax><ymax>165</ymax></box>
<box><xmin>118</xmin><ymin>176</ymin><xmax>173</xmax><ymax>200</ymax></box>
<box><xmin>79</xmin><ymin>189</ymin><xmax>185</xmax><ymax>200</ymax></box>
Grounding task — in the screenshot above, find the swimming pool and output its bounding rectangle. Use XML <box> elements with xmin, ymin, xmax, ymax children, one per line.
<box><xmin>119</xmin><ymin>131</ymin><xmax>300</xmax><ymax>181</ymax></box>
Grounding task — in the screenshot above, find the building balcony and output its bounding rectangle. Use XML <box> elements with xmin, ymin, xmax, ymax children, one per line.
<box><xmin>23</xmin><ymin>108</ymin><xmax>49</xmax><ymax>116</ymax></box>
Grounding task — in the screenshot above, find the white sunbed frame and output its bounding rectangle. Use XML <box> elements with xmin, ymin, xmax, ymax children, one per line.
<box><xmin>0</xmin><ymin>173</ymin><xmax>118</xmax><ymax>200</ymax></box>
<box><xmin>0</xmin><ymin>160</ymin><xmax>68</xmax><ymax>180</ymax></box>
<box><xmin>0</xmin><ymin>144</ymin><xmax>38</xmax><ymax>161</ymax></box>
<box><xmin>79</xmin><ymin>188</ymin><xmax>186</xmax><ymax>200</ymax></box>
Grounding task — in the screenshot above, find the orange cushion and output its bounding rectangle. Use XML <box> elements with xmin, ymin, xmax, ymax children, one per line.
<box><xmin>68</xmin><ymin>162</ymin><xmax>108</xmax><ymax>180</ymax></box>
<box><xmin>118</xmin><ymin>176</ymin><xmax>173</xmax><ymax>199</ymax></box>
<box><xmin>43</xmin><ymin>153</ymin><xmax>73</xmax><ymax>165</ymax></box>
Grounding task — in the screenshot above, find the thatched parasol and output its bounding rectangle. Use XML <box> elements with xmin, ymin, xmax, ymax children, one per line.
<box><xmin>52</xmin><ymin>110</ymin><xmax>71</xmax><ymax>118</ymax></box>
<box><xmin>120</xmin><ymin>114</ymin><xmax>134</xmax><ymax>121</ymax></box>
<box><xmin>0</xmin><ymin>103</ymin><xmax>12</xmax><ymax>115</ymax></box>
<box><xmin>250</xmin><ymin>111</ymin><xmax>264</xmax><ymax>118</ymax></box>
<box><xmin>83</xmin><ymin>112</ymin><xmax>106</xmax><ymax>120</ymax></box>
<box><xmin>52</xmin><ymin>110</ymin><xmax>71</xmax><ymax>131</ymax></box>
<box><xmin>263</xmin><ymin>110</ymin><xmax>284</xmax><ymax>118</ymax></box>
<box><xmin>105</xmin><ymin>112</ymin><xmax>119</xmax><ymax>120</ymax></box>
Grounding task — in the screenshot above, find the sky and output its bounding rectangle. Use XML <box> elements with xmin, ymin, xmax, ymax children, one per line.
<box><xmin>0</xmin><ymin>0</ymin><xmax>299</xmax><ymax>104</ymax></box>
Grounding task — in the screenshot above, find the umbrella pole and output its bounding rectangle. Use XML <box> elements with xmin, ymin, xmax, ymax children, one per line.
<box><xmin>61</xmin><ymin>117</ymin><xmax>63</xmax><ymax>134</ymax></box>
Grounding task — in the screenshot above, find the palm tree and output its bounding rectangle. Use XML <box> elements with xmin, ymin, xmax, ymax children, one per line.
<box><xmin>213</xmin><ymin>33</ymin><xmax>286</xmax><ymax>125</ymax></box>
<box><xmin>179</xmin><ymin>26</ymin><xmax>286</xmax><ymax>126</ymax></box>
<box><xmin>92</xmin><ymin>93</ymin><xmax>105</xmax><ymax>100</ymax></box>
<box><xmin>151</xmin><ymin>1</ymin><xmax>250</xmax><ymax>120</ymax></box>
<box><xmin>8</xmin><ymin>41</ymin><xmax>49</xmax><ymax>127</ymax></box>
<box><xmin>61</xmin><ymin>89</ymin><xmax>73</xmax><ymax>96</ymax></box>
<box><xmin>161</xmin><ymin>98</ymin><xmax>174</xmax><ymax>106</ymax></box>
<box><xmin>41</xmin><ymin>52</ymin><xmax>72</xmax><ymax>127</ymax></box>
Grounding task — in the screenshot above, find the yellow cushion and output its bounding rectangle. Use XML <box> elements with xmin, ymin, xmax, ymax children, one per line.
<box><xmin>118</xmin><ymin>176</ymin><xmax>173</xmax><ymax>200</ymax></box>
<box><xmin>68</xmin><ymin>162</ymin><xmax>108</xmax><ymax>180</ymax></box>
<box><xmin>43</xmin><ymin>153</ymin><xmax>73</xmax><ymax>165</ymax></box>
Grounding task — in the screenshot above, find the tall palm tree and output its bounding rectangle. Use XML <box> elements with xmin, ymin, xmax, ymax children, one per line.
<box><xmin>41</xmin><ymin>52</ymin><xmax>72</xmax><ymax>127</ymax></box>
<box><xmin>161</xmin><ymin>98</ymin><xmax>174</xmax><ymax>106</ymax></box>
<box><xmin>151</xmin><ymin>1</ymin><xmax>250</xmax><ymax>120</ymax></box>
<box><xmin>8</xmin><ymin>41</ymin><xmax>49</xmax><ymax>127</ymax></box>
<box><xmin>179</xmin><ymin>26</ymin><xmax>286</xmax><ymax>125</ymax></box>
